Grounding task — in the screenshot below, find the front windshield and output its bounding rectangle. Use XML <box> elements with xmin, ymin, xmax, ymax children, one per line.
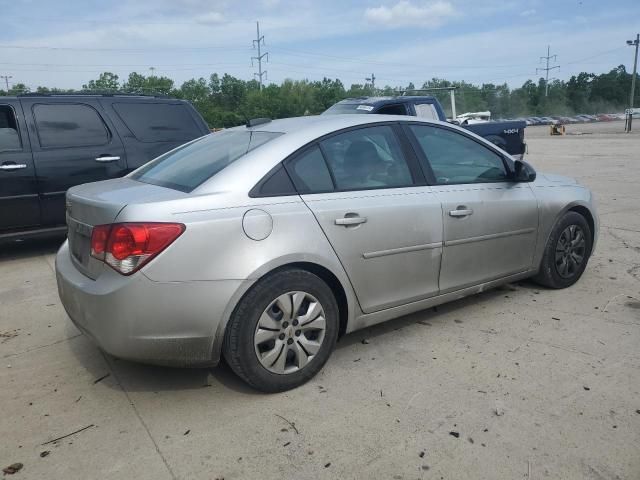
<box><xmin>322</xmin><ymin>103</ymin><xmax>374</xmax><ymax>115</ymax></box>
<box><xmin>130</xmin><ymin>130</ymin><xmax>282</xmax><ymax>192</ymax></box>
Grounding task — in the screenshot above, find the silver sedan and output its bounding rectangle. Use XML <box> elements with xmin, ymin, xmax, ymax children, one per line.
<box><xmin>56</xmin><ymin>115</ymin><xmax>598</xmax><ymax>392</ymax></box>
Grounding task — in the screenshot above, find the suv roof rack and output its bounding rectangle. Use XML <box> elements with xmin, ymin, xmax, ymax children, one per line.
<box><xmin>17</xmin><ymin>92</ymin><xmax>168</xmax><ymax>98</ymax></box>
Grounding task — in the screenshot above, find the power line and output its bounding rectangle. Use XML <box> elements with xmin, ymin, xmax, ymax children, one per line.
<box><xmin>251</xmin><ymin>21</ymin><xmax>268</xmax><ymax>90</ymax></box>
<box><xmin>536</xmin><ymin>45</ymin><xmax>560</xmax><ymax>97</ymax></box>
<box><xmin>0</xmin><ymin>44</ymin><xmax>248</xmax><ymax>52</ymax></box>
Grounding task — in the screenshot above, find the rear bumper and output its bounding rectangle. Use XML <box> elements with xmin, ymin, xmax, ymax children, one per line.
<box><xmin>55</xmin><ymin>241</ymin><xmax>246</xmax><ymax>367</ymax></box>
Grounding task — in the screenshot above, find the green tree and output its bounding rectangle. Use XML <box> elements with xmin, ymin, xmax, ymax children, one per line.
<box><xmin>82</xmin><ymin>72</ymin><xmax>119</xmax><ymax>92</ymax></box>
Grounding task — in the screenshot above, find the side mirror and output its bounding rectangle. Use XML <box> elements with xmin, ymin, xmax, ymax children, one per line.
<box><xmin>513</xmin><ymin>160</ymin><xmax>536</xmax><ymax>182</ymax></box>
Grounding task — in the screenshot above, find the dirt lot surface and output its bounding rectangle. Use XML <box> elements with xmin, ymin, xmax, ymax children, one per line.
<box><xmin>1</xmin><ymin>121</ymin><xmax>639</xmax><ymax>480</ymax></box>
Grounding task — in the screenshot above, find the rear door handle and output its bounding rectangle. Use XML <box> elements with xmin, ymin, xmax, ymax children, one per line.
<box><xmin>335</xmin><ymin>216</ymin><xmax>367</xmax><ymax>226</ymax></box>
<box><xmin>0</xmin><ymin>163</ymin><xmax>27</xmax><ymax>171</ymax></box>
<box><xmin>449</xmin><ymin>208</ymin><xmax>474</xmax><ymax>217</ymax></box>
<box><xmin>95</xmin><ymin>155</ymin><xmax>120</xmax><ymax>163</ymax></box>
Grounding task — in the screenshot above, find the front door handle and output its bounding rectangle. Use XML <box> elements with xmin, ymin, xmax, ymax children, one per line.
<box><xmin>0</xmin><ymin>163</ymin><xmax>27</xmax><ymax>171</ymax></box>
<box><xmin>95</xmin><ymin>155</ymin><xmax>120</xmax><ymax>163</ymax></box>
<box><xmin>335</xmin><ymin>216</ymin><xmax>367</xmax><ymax>226</ymax></box>
<box><xmin>449</xmin><ymin>207</ymin><xmax>474</xmax><ymax>217</ymax></box>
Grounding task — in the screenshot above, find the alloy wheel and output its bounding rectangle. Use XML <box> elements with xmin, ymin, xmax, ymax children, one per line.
<box><xmin>555</xmin><ymin>224</ymin><xmax>586</xmax><ymax>279</ymax></box>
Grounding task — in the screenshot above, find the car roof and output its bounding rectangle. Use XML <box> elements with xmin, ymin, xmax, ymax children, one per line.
<box><xmin>4</xmin><ymin>93</ymin><xmax>184</xmax><ymax>102</ymax></box>
<box><xmin>201</xmin><ymin>114</ymin><xmax>447</xmax><ymax>194</ymax></box>
<box><xmin>332</xmin><ymin>96</ymin><xmax>438</xmax><ymax>106</ymax></box>
<box><xmin>234</xmin><ymin>113</ymin><xmax>446</xmax><ymax>141</ymax></box>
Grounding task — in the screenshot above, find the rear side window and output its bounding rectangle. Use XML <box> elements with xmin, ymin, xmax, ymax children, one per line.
<box><xmin>113</xmin><ymin>102</ymin><xmax>201</xmax><ymax>142</ymax></box>
<box><xmin>320</xmin><ymin>125</ymin><xmax>414</xmax><ymax>191</ymax></box>
<box><xmin>33</xmin><ymin>104</ymin><xmax>109</xmax><ymax>148</ymax></box>
<box><xmin>414</xmin><ymin>103</ymin><xmax>439</xmax><ymax>120</ymax></box>
<box><xmin>377</xmin><ymin>104</ymin><xmax>407</xmax><ymax>115</ymax></box>
<box><xmin>286</xmin><ymin>146</ymin><xmax>334</xmax><ymax>193</ymax></box>
<box><xmin>0</xmin><ymin>105</ymin><xmax>21</xmax><ymax>151</ymax></box>
<box><xmin>131</xmin><ymin>130</ymin><xmax>281</xmax><ymax>192</ymax></box>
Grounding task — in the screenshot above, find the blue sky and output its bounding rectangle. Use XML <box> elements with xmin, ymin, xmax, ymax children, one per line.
<box><xmin>1</xmin><ymin>0</ymin><xmax>639</xmax><ymax>90</ymax></box>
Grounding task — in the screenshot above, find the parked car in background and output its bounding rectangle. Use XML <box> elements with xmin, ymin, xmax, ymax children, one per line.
<box><xmin>0</xmin><ymin>94</ymin><xmax>210</xmax><ymax>239</ymax></box>
<box><xmin>323</xmin><ymin>96</ymin><xmax>527</xmax><ymax>159</ymax></box>
<box><xmin>56</xmin><ymin>114</ymin><xmax>598</xmax><ymax>392</ymax></box>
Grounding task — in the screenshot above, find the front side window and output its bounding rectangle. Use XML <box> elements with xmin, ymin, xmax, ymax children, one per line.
<box><xmin>33</xmin><ymin>104</ymin><xmax>109</xmax><ymax>148</ymax></box>
<box><xmin>131</xmin><ymin>130</ymin><xmax>281</xmax><ymax>192</ymax></box>
<box><xmin>409</xmin><ymin>125</ymin><xmax>507</xmax><ymax>185</ymax></box>
<box><xmin>320</xmin><ymin>125</ymin><xmax>414</xmax><ymax>191</ymax></box>
<box><xmin>0</xmin><ymin>105</ymin><xmax>21</xmax><ymax>151</ymax></box>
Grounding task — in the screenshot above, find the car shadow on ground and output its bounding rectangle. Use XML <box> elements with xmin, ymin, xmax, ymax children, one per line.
<box><xmin>6</xmin><ymin>236</ymin><xmax>542</xmax><ymax>396</ymax></box>
<box><xmin>0</xmin><ymin>234</ymin><xmax>65</xmax><ymax>260</ymax></box>
<box><xmin>67</xmin><ymin>282</ymin><xmax>539</xmax><ymax>396</ymax></box>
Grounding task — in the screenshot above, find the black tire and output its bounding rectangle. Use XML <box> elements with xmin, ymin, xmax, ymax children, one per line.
<box><xmin>223</xmin><ymin>268</ymin><xmax>339</xmax><ymax>393</ymax></box>
<box><xmin>533</xmin><ymin>211</ymin><xmax>592</xmax><ymax>289</ymax></box>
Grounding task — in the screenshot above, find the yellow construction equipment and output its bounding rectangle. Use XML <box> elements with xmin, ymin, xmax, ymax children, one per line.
<box><xmin>550</xmin><ymin>124</ymin><xmax>566</xmax><ymax>135</ymax></box>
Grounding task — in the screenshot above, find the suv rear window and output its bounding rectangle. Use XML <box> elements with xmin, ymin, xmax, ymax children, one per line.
<box><xmin>33</xmin><ymin>103</ymin><xmax>109</xmax><ymax>148</ymax></box>
<box><xmin>130</xmin><ymin>130</ymin><xmax>282</xmax><ymax>192</ymax></box>
<box><xmin>113</xmin><ymin>102</ymin><xmax>201</xmax><ymax>142</ymax></box>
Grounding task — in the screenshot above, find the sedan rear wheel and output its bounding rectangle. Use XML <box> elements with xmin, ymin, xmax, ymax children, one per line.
<box><xmin>254</xmin><ymin>291</ymin><xmax>327</xmax><ymax>375</ymax></box>
<box><xmin>223</xmin><ymin>269</ymin><xmax>339</xmax><ymax>392</ymax></box>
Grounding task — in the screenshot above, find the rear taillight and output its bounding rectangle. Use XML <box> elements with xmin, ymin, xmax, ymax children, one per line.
<box><xmin>90</xmin><ymin>222</ymin><xmax>185</xmax><ymax>275</ymax></box>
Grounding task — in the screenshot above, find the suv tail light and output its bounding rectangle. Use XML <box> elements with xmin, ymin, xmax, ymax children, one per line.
<box><xmin>91</xmin><ymin>222</ymin><xmax>185</xmax><ymax>275</ymax></box>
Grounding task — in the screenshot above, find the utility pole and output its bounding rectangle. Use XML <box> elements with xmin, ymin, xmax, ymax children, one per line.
<box><xmin>148</xmin><ymin>67</ymin><xmax>156</xmax><ymax>94</ymax></box>
<box><xmin>366</xmin><ymin>73</ymin><xmax>376</xmax><ymax>93</ymax></box>
<box><xmin>252</xmin><ymin>21</ymin><xmax>268</xmax><ymax>90</ymax></box>
<box><xmin>625</xmin><ymin>33</ymin><xmax>639</xmax><ymax>133</ymax></box>
<box><xmin>0</xmin><ymin>75</ymin><xmax>12</xmax><ymax>92</ymax></box>
<box><xmin>536</xmin><ymin>45</ymin><xmax>559</xmax><ymax>97</ymax></box>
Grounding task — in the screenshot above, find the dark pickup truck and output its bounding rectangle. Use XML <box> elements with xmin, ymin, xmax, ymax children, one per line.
<box><xmin>0</xmin><ymin>94</ymin><xmax>210</xmax><ymax>239</ymax></box>
<box><xmin>323</xmin><ymin>96</ymin><xmax>526</xmax><ymax>159</ymax></box>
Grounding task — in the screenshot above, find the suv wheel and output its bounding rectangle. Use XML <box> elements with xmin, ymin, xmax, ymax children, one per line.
<box><xmin>223</xmin><ymin>269</ymin><xmax>339</xmax><ymax>392</ymax></box>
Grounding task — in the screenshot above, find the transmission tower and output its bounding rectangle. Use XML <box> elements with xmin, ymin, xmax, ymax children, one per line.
<box><xmin>252</xmin><ymin>21</ymin><xmax>268</xmax><ymax>90</ymax></box>
<box><xmin>536</xmin><ymin>46</ymin><xmax>559</xmax><ymax>97</ymax></box>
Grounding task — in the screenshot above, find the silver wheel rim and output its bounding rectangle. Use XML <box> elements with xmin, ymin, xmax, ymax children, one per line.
<box><xmin>555</xmin><ymin>224</ymin><xmax>586</xmax><ymax>279</ymax></box>
<box><xmin>254</xmin><ymin>291</ymin><xmax>327</xmax><ymax>375</ymax></box>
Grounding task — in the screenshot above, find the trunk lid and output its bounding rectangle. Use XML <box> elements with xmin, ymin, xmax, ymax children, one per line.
<box><xmin>65</xmin><ymin>178</ymin><xmax>189</xmax><ymax>279</ymax></box>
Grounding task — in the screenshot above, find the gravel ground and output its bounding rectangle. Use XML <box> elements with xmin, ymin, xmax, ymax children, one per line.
<box><xmin>1</xmin><ymin>120</ymin><xmax>639</xmax><ymax>480</ymax></box>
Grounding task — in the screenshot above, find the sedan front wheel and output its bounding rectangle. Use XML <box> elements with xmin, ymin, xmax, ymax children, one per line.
<box><xmin>533</xmin><ymin>211</ymin><xmax>592</xmax><ymax>289</ymax></box>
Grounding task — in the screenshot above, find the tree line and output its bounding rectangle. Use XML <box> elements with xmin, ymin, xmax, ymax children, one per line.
<box><xmin>1</xmin><ymin>65</ymin><xmax>636</xmax><ymax>128</ymax></box>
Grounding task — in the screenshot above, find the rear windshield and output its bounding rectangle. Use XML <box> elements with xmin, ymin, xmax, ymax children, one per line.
<box><xmin>130</xmin><ymin>130</ymin><xmax>282</xmax><ymax>192</ymax></box>
<box><xmin>322</xmin><ymin>103</ymin><xmax>375</xmax><ymax>114</ymax></box>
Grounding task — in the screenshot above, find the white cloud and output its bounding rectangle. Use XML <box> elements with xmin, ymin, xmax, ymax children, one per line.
<box><xmin>364</xmin><ymin>1</ymin><xmax>456</xmax><ymax>28</ymax></box>
<box><xmin>194</xmin><ymin>11</ymin><xmax>225</xmax><ymax>24</ymax></box>
<box><xmin>520</xmin><ymin>9</ymin><xmax>536</xmax><ymax>17</ymax></box>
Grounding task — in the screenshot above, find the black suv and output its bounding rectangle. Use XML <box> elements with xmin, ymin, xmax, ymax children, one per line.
<box><xmin>0</xmin><ymin>94</ymin><xmax>210</xmax><ymax>238</ymax></box>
